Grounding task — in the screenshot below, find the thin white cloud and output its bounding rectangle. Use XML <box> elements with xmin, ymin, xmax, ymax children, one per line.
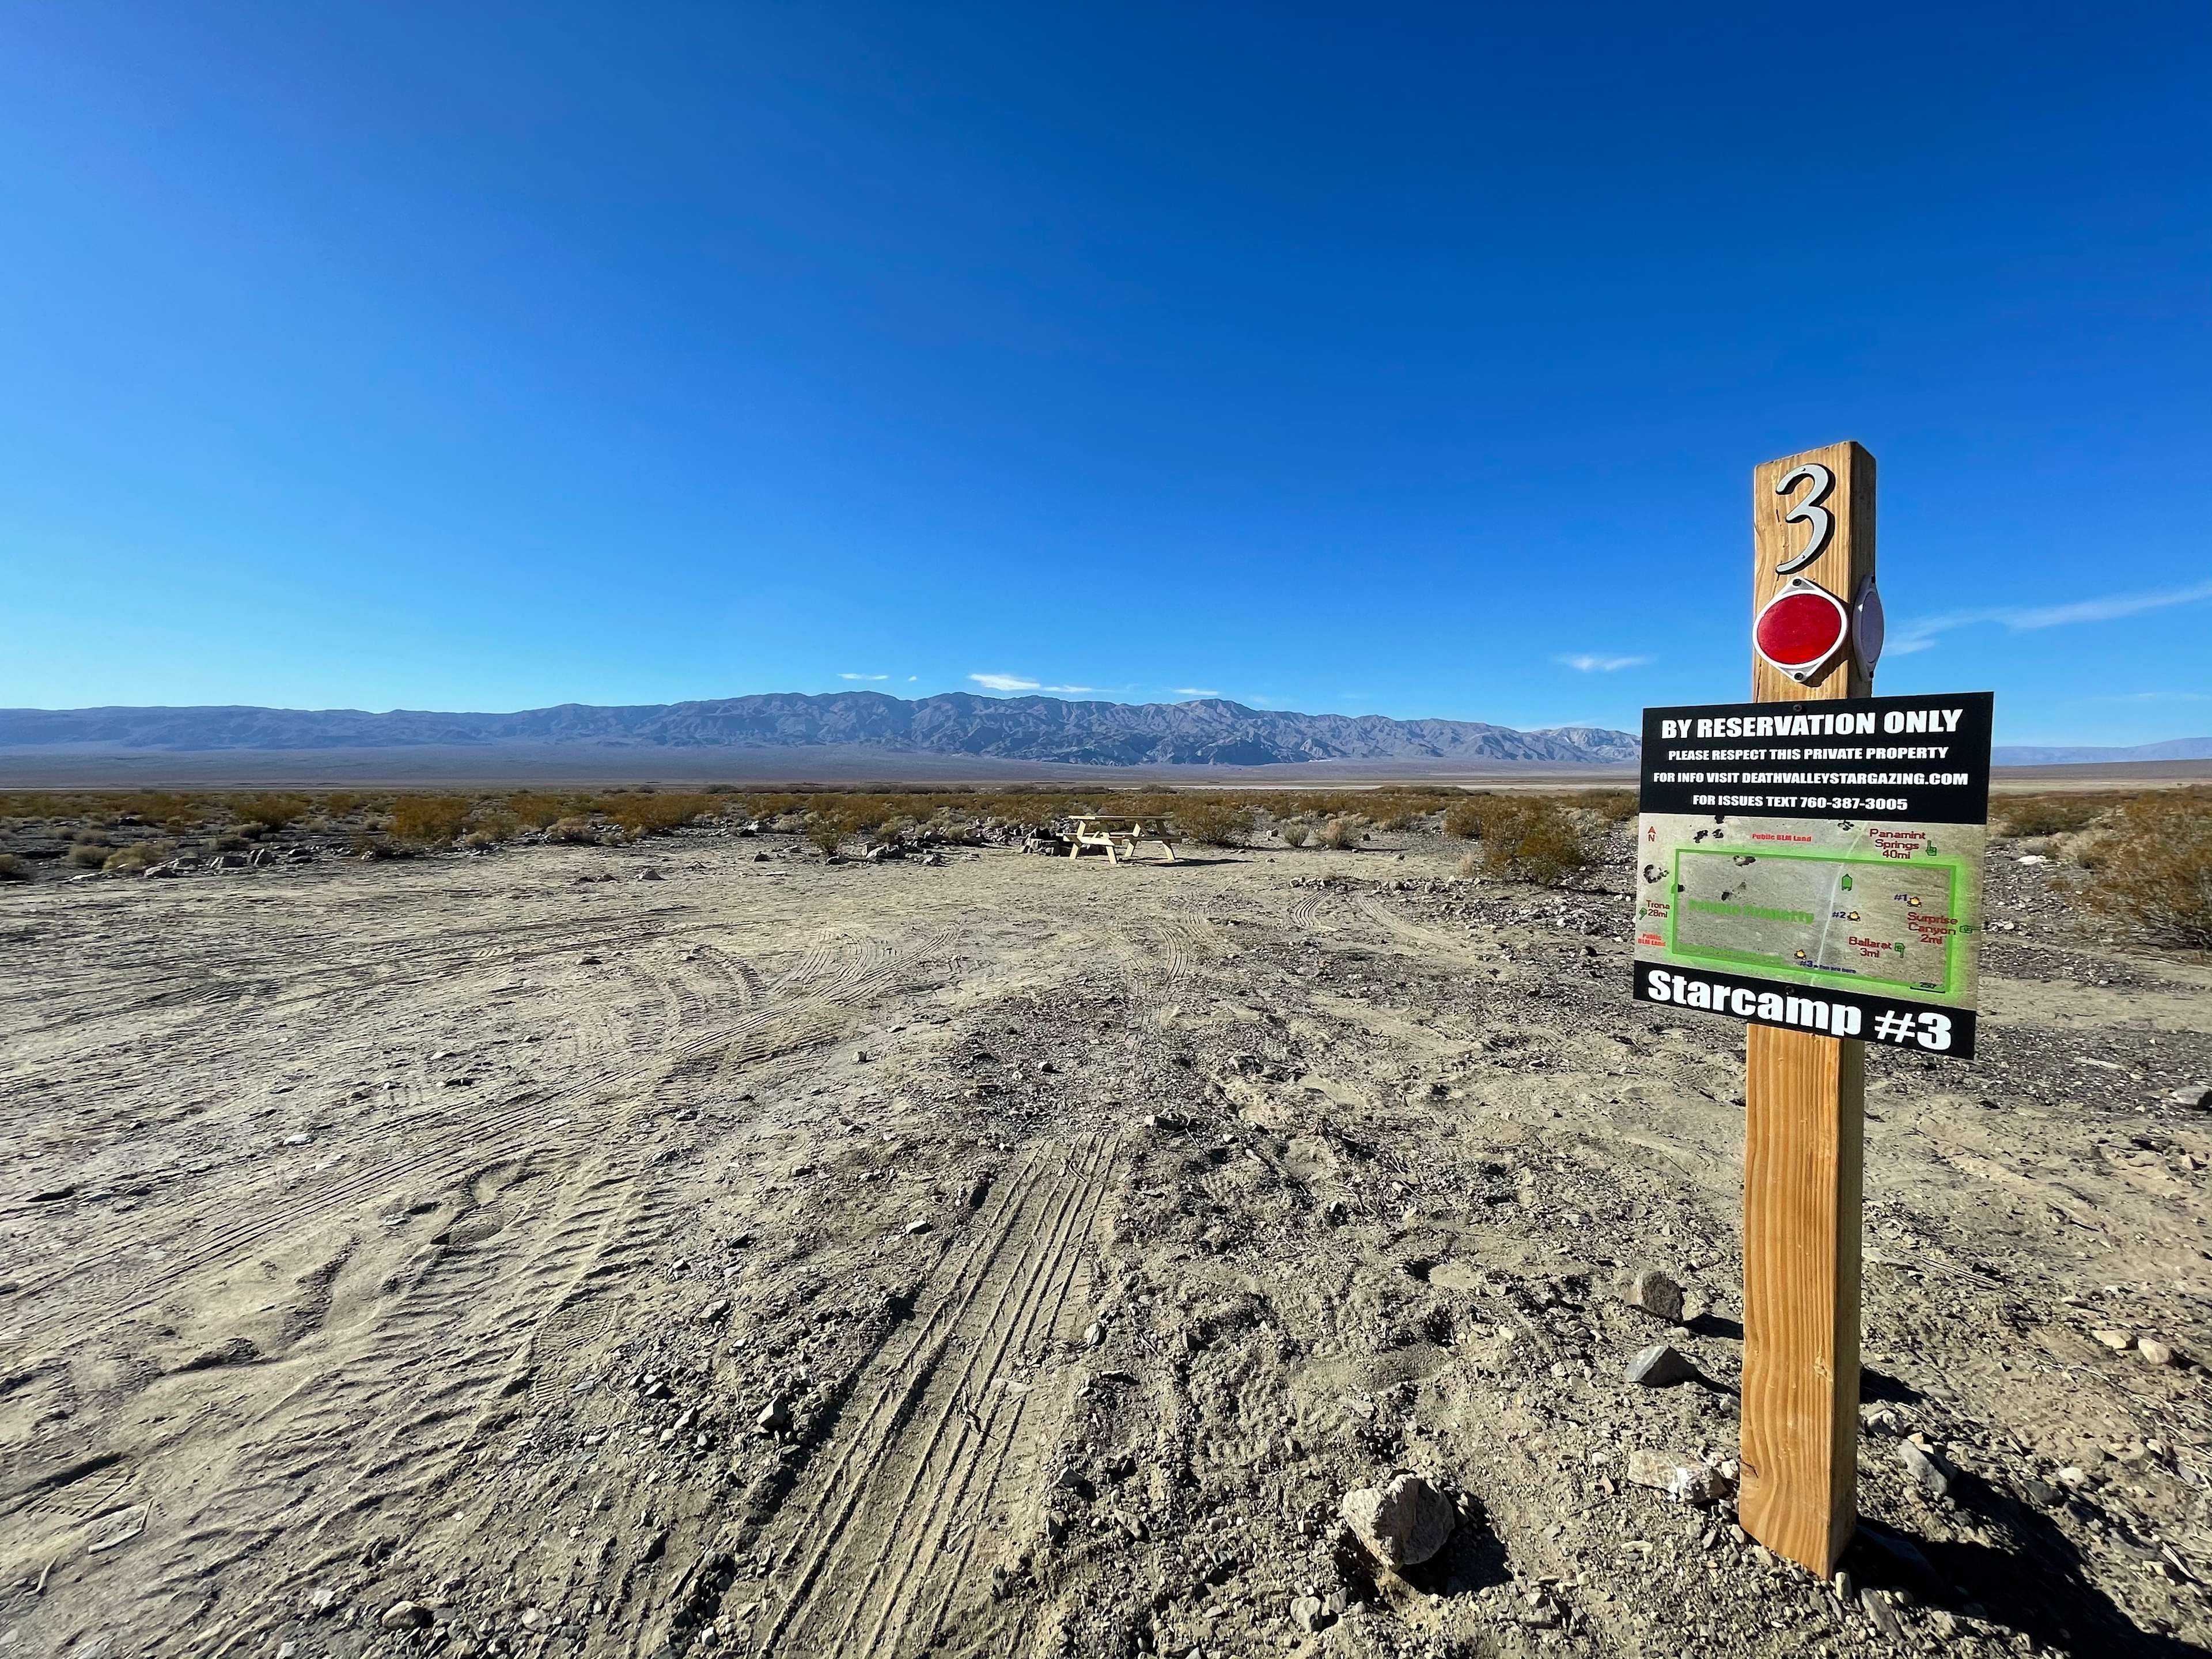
<box><xmin>968</xmin><ymin>672</ymin><xmax>1096</xmax><ymax>694</ymax></box>
<box><xmin>838</xmin><ymin>672</ymin><xmax>890</xmax><ymax>681</ymax></box>
<box><xmin>1889</xmin><ymin>578</ymin><xmax>2212</xmax><ymax>656</ymax></box>
<box><xmin>1172</xmin><ymin>687</ymin><xmax>1219</xmax><ymax>697</ymax></box>
<box><xmin>1558</xmin><ymin>653</ymin><xmax>1653</xmax><ymax>673</ymax></box>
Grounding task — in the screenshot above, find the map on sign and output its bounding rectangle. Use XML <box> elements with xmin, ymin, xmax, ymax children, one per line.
<box><xmin>1634</xmin><ymin>813</ymin><xmax>1982</xmax><ymax>1009</ymax></box>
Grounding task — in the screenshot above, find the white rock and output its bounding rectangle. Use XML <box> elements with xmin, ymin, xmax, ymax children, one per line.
<box><xmin>1626</xmin><ymin>1449</ymin><xmax>1734</xmax><ymax>1506</ymax></box>
<box><xmin>1340</xmin><ymin>1473</ymin><xmax>1455</xmax><ymax>1569</ymax></box>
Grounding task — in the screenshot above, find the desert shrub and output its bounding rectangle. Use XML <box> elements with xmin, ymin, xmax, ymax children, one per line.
<box><xmin>506</xmin><ymin>792</ymin><xmax>574</xmax><ymax>830</ymax></box>
<box><xmin>65</xmin><ymin>842</ymin><xmax>109</xmax><ymax>868</ymax></box>
<box><xmin>1471</xmin><ymin>798</ymin><xmax>1594</xmax><ymax>887</ymax></box>
<box><xmin>1172</xmin><ymin>798</ymin><xmax>1255</xmax><ymax>847</ymax></box>
<box><xmin>970</xmin><ymin>792</ymin><xmax>1070</xmax><ymax>832</ymax></box>
<box><xmin>1455</xmin><ymin>850</ymin><xmax>1482</xmax><ymax>880</ymax></box>
<box><xmin>103</xmin><ymin>840</ymin><xmax>176</xmax><ymax>874</ymax></box>
<box><xmin>321</xmin><ymin>791</ymin><xmax>372</xmax><ymax>818</ymax></box>
<box><xmin>1317</xmin><ymin>816</ymin><xmax>1364</xmax><ymax>851</ymax></box>
<box><xmin>122</xmin><ymin>791</ymin><xmax>209</xmax><ymax>831</ymax></box>
<box><xmin>449</xmin><ymin>805</ymin><xmax>521</xmax><ymax>851</ymax></box>
<box><xmin>0</xmin><ymin>853</ymin><xmax>31</xmax><ymax>881</ymax></box>
<box><xmin>2082</xmin><ymin>794</ymin><xmax>2212</xmax><ymax>948</ymax></box>
<box><xmin>1582</xmin><ymin>789</ymin><xmax>1639</xmax><ymax>824</ymax></box>
<box><xmin>806</xmin><ymin>813</ymin><xmax>848</xmax><ymax>854</ymax></box>
<box><xmin>597</xmin><ymin>790</ymin><xmax>718</xmax><ymax>837</ymax></box>
<box><xmin>213</xmin><ymin>831</ymin><xmax>251</xmax><ymax>852</ymax></box>
<box><xmin>389</xmin><ymin>794</ymin><xmax>475</xmax><ymax>844</ymax></box>
<box><xmin>1278</xmin><ymin>820</ymin><xmax>1310</xmax><ymax>848</ymax></box>
<box><xmin>1443</xmin><ymin>799</ymin><xmax>1491</xmax><ymax>840</ymax></box>
<box><xmin>1997</xmin><ymin>794</ymin><xmax>2109</xmax><ymax>839</ymax></box>
<box><xmin>231</xmin><ymin>793</ymin><xmax>310</xmax><ymax>832</ymax></box>
<box><xmin>869</xmin><ymin>816</ymin><xmax>917</xmax><ymax>849</ymax></box>
<box><xmin>545</xmin><ymin>816</ymin><xmax>600</xmax><ymax>844</ymax></box>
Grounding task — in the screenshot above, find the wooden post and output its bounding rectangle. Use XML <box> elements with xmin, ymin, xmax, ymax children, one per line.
<box><xmin>1739</xmin><ymin>441</ymin><xmax>1874</xmax><ymax>1575</ymax></box>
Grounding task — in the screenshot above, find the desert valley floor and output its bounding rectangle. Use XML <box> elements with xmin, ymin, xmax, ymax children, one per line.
<box><xmin>3</xmin><ymin>826</ymin><xmax>2210</xmax><ymax>1658</ymax></box>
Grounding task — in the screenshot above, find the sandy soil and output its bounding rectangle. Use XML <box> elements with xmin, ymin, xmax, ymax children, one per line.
<box><xmin>3</xmin><ymin>826</ymin><xmax>2210</xmax><ymax>1659</ymax></box>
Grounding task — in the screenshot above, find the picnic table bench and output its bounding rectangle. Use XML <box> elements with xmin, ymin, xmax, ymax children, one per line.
<box><xmin>1066</xmin><ymin>815</ymin><xmax>1178</xmax><ymax>865</ymax></box>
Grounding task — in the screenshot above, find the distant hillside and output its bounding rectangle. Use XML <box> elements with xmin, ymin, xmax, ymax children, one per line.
<box><xmin>1993</xmin><ymin>736</ymin><xmax>2212</xmax><ymax>766</ymax></box>
<box><xmin>0</xmin><ymin>692</ymin><xmax>1642</xmax><ymax>768</ymax></box>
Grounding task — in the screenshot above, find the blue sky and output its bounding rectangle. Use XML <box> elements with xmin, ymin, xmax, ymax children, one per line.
<box><xmin>2</xmin><ymin>3</ymin><xmax>2207</xmax><ymax>744</ymax></box>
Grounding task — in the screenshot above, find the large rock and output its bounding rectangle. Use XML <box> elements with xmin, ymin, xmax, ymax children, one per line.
<box><xmin>1626</xmin><ymin>1269</ymin><xmax>1684</xmax><ymax>1323</ymax></box>
<box><xmin>1623</xmin><ymin>1343</ymin><xmax>1699</xmax><ymax>1387</ymax></box>
<box><xmin>1899</xmin><ymin>1440</ymin><xmax>1952</xmax><ymax>1502</ymax></box>
<box><xmin>1340</xmin><ymin>1473</ymin><xmax>1455</xmax><ymax>1569</ymax></box>
<box><xmin>1626</xmin><ymin>1449</ymin><xmax>1735</xmax><ymax>1506</ymax></box>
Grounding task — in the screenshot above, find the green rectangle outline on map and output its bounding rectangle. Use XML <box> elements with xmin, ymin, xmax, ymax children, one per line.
<box><xmin>1662</xmin><ymin>843</ymin><xmax>1975</xmax><ymax>1001</ymax></box>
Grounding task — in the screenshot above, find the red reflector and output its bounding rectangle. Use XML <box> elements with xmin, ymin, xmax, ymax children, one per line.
<box><xmin>1756</xmin><ymin>592</ymin><xmax>1846</xmax><ymax>665</ymax></box>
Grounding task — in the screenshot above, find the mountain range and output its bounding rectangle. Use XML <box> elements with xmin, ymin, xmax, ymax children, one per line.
<box><xmin>1988</xmin><ymin>736</ymin><xmax>2212</xmax><ymax>765</ymax></box>
<box><xmin>3</xmin><ymin>694</ymin><xmax>2200</xmax><ymax>770</ymax></box>
<box><xmin>0</xmin><ymin>693</ymin><xmax>1640</xmax><ymax>768</ymax></box>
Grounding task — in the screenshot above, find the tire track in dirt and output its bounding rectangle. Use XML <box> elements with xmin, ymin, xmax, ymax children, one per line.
<box><xmin>1</xmin><ymin>911</ymin><xmax>695</xmax><ymax>1043</ymax></box>
<box><xmin>0</xmin><ymin>932</ymin><xmax>961</xmax><ymax>1363</ymax></box>
<box><xmin>751</xmin><ymin>1134</ymin><xmax>1118</xmax><ymax>1658</ymax></box>
<box><xmin>121</xmin><ymin>1133</ymin><xmax>694</xmax><ymax>1633</ymax></box>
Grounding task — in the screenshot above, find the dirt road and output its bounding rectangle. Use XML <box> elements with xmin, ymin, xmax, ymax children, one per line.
<box><xmin>3</xmin><ymin>829</ymin><xmax>2209</xmax><ymax>1657</ymax></box>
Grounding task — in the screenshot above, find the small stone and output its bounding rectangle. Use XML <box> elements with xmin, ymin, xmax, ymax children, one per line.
<box><xmin>903</xmin><ymin>1219</ymin><xmax>933</xmax><ymax>1236</ymax></box>
<box><xmin>1626</xmin><ymin>1449</ymin><xmax>1734</xmax><ymax>1506</ymax></box>
<box><xmin>380</xmin><ymin>1601</ymin><xmax>433</xmax><ymax>1630</ymax></box>
<box><xmin>756</xmin><ymin>1397</ymin><xmax>792</xmax><ymax>1434</ymax></box>
<box><xmin>308</xmin><ymin>1587</ymin><xmax>340</xmax><ymax>1615</ymax></box>
<box><xmin>2167</xmin><ymin>1084</ymin><xmax>2211</xmax><ymax>1110</ymax></box>
<box><xmin>1083</xmin><ymin>1320</ymin><xmax>1107</xmax><ymax>1349</ymax></box>
<box><xmin>2092</xmin><ymin>1328</ymin><xmax>2135</xmax><ymax>1351</ymax></box>
<box><xmin>2138</xmin><ymin>1338</ymin><xmax>2177</xmax><ymax>1367</ymax></box>
<box><xmin>1899</xmin><ymin>1440</ymin><xmax>1951</xmax><ymax>1502</ymax></box>
<box><xmin>1340</xmin><ymin>1472</ymin><xmax>1456</xmax><ymax>1570</ymax></box>
<box><xmin>1861</xmin><ymin>1588</ymin><xmax>1906</xmax><ymax>1642</ymax></box>
<box><xmin>637</xmin><ymin>868</ymin><xmax>662</xmax><ymax>881</ymax></box>
<box><xmin>1624</xmin><ymin>1344</ymin><xmax>1698</xmax><ymax>1388</ymax></box>
<box><xmin>281</xmin><ymin>1131</ymin><xmax>312</xmax><ymax>1147</ymax></box>
<box><xmin>1627</xmin><ymin>1270</ymin><xmax>1684</xmax><ymax>1323</ymax></box>
<box><xmin>1290</xmin><ymin>1594</ymin><xmax>1327</xmax><ymax>1633</ymax></box>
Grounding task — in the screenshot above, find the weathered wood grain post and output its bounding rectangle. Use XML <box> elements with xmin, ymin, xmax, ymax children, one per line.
<box><xmin>1739</xmin><ymin>440</ymin><xmax>1876</xmax><ymax>1574</ymax></box>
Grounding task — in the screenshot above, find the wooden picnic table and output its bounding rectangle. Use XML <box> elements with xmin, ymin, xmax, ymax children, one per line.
<box><xmin>1065</xmin><ymin>815</ymin><xmax>1178</xmax><ymax>865</ymax></box>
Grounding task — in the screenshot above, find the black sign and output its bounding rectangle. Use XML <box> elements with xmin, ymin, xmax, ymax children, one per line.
<box><xmin>1632</xmin><ymin>961</ymin><xmax>1978</xmax><ymax>1059</ymax></box>
<box><xmin>1639</xmin><ymin>691</ymin><xmax>1993</xmax><ymax>824</ymax></box>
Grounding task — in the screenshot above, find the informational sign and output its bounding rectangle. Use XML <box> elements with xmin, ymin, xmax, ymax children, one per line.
<box><xmin>1631</xmin><ymin>691</ymin><xmax>1993</xmax><ymax>1058</ymax></box>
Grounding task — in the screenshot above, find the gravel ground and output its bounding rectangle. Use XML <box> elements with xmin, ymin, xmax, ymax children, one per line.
<box><xmin>1</xmin><ymin>823</ymin><xmax>2208</xmax><ymax>1658</ymax></box>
